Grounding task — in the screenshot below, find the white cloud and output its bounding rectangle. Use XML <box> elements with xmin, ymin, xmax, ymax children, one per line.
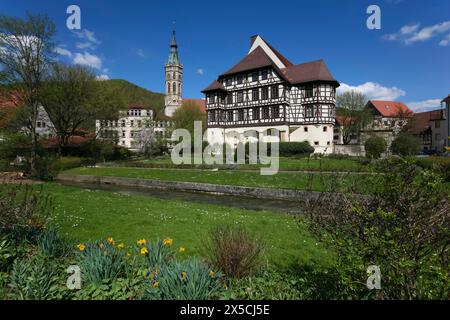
<box><xmin>337</xmin><ymin>82</ymin><xmax>406</xmax><ymax>101</ymax></box>
<box><xmin>406</xmin><ymin>99</ymin><xmax>443</xmax><ymax>112</ymax></box>
<box><xmin>136</xmin><ymin>48</ymin><xmax>145</xmax><ymax>58</ymax></box>
<box><xmin>73</xmin><ymin>52</ymin><xmax>102</xmax><ymax>69</ymax></box>
<box><xmin>55</xmin><ymin>47</ymin><xmax>72</xmax><ymax>57</ymax></box>
<box><xmin>439</xmin><ymin>33</ymin><xmax>450</xmax><ymax>47</ymax></box>
<box><xmin>96</xmin><ymin>74</ymin><xmax>110</xmax><ymax>81</ymax></box>
<box><xmin>384</xmin><ymin>20</ymin><xmax>450</xmax><ymax>45</ymax></box>
<box><xmin>73</xmin><ymin>29</ymin><xmax>100</xmax><ymax>44</ymax></box>
<box><xmin>196</xmin><ymin>68</ymin><xmax>204</xmax><ymax>75</ymax></box>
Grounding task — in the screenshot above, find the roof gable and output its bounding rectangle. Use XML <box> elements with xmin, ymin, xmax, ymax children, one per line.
<box><xmin>369</xmin><ymin>100</ymin><xmax>413</xmax><ymax>117</ymax></box>
<box><xmin>221</xmin><ymin>46</ymin><xmax>275</xmax><ymax>76</ymax></box>
<box><xmin>248</xmin><ymin>35</ymin><xmax>292</xmax><ymax>69</ymax></box>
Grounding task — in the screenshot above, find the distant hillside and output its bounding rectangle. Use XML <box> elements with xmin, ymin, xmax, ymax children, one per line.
<box><xmin>103</xmin><ymin>79</ymin><xmax>165</xmax><ymax>115</ymax></box>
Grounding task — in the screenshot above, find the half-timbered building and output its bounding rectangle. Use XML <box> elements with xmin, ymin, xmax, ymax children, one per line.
<box><xmin>202</xmin><ymin>35</ymin><xmax>340</xmax><ymax>153</ymax></box>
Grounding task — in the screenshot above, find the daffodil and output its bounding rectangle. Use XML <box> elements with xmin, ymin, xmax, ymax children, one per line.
<box><xmin>152</xmin><ymin>281</ymin><xmax>159</xmax><ymax>288</ymax></box>
<box><xmin>181</xmin><ymin>271</ymin><xmax>187</xmax><ymax>281</ymax></box>
<box><xmin>209</xmin><ymin>270</ymin><xmax>215</xmax><ymax>278</ymax></box>
<box><xmin>178</xmin><ymin>246</ymin><xmax>185</xmax><ymax>253</ymax></box>
<box><xmin>137</xmin><ymin>239</ymin><xmax>147</xmax><ymax>246</ymax></box>
<box><xmin>76</xmin><ymin>243</ymin><xmax>86</xmax><ymax>251</ymax></box>
<box><xmin>117</xmin><ymin>243</ymin><xmax>125</xmax><ymax>250</ymax></box>
<box><xmin>163</xmin><ymin>238</ymin><xmax>173</xmax><ymax>246</ymax></box>
<box><xmin>107</xmin><ymin>237</ymin><xmax>114</xmax><ymax>245</ymax></box>
<box><xmin>140</xmin><ymin>247</ymin><xmax>149</xmax><ymax>255</ymax></box>
<box><xmin>126</xmin><ymin>252</ymin><xmax>132</xmax><ymax>257</ymax></box>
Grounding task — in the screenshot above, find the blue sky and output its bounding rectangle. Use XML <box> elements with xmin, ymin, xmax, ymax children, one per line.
<box><xmin>1</xmin><ymin>0</ymin><xmax>449</xmax><ymax>112</ymax></box>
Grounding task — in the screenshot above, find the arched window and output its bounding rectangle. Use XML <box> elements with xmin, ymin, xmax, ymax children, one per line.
<box><xmin>178</xmin><ymin>83</ymin><xmax>181</xmax><ymax>94</ymax></box>
<box><xmin>167</xmin><ymin>82</ymin><xmax>170</xmax><ymax>93</ymax></box>
<box><xmin>173</xmin><ymin>72</ymin><xmax>176</xmax><ymax>80</ymax></box>
<box><xmin>173</xmin><ymin>82</ymin><xmax>176</xmax><ymax>94</ymax></box>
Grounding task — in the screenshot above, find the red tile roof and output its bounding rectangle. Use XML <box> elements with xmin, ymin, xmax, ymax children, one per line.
<box><xmin>0</xmin><ymin>91</ymin><xmax>23</xmax><ymax>128</ymax></box>
<box><xmin>335</xmin><ymin>115</ymin><xmax>356</xmax><ymax>126</ymax></box>
<box><xmin>368</xmin><ymin>100</ymin><xmax>413</xmax><ymax>118</ymax></box>
<box><xmin>409</xmin><ymin>109</ymin><xmax>445</xmax><ymax>134</ymax></box>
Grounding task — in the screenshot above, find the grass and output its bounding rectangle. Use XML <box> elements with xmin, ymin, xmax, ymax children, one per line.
<box><xmin>125</xmin><ymin>156</ymin><xmax>373</xmax><ymax>172</ymax></box>
<box><xmin>40</xmin><ymin>183</ymin><xmax>332</xmax><ymax>269</ymax></box>
<box><xmin>61</xmin><ymin>166</ymin><xmax>366</xmax><ymax>191</ymax></box>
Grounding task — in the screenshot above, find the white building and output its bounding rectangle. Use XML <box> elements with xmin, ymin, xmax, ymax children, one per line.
<box><xmin>96</xmin><ymin>105</ymin><xmax>172</xmax><ymax>151</ymax></box>
<box><xmin>202</xmin><ymin>35</ymin><xmax>340</xmax><ymax>154</ymax></box>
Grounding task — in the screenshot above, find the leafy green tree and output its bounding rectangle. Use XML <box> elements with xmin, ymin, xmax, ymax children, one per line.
<box><xmin>172</xmin><ymin>101</ymin><xmax>206</xmax><ymax>153</ymax></box>
<box><xmin>391</xmin><ymin>133</ymin><xmax>421</xmax><ymax>156</ymax></box>
<box><xmin>336</xmin><ymin>91</ymin><xmax>372</xmax><ymax>144</ymax></box>
<box><xmin>0</xmin><ymin>13</ymin><xmax>56</xmax><ymax>176</ymax></box>
<box><xmin>39</xmin><ymin>63</ymin><xmax>125</xmax><ymax>154</ymax></box>
<box><xmin>364</xmin><ymin>135</ymin><xmax>387</xmax><ymax>159</ymax></box>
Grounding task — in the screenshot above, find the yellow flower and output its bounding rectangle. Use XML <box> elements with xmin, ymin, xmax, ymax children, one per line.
<box><xmin>76</xmin><ymin>243</ymin><xmax>86</xmax><ymax>251</ymax></box>
<box><xmin>137</xmin><ymin>239</ymin><xmax>147</xmax><ymax>246</ymax></box>
<box><xmin>126</xmin><ymin>252</ymin><xmax>132</xmax><ymax>257</ymax></box>
<box><xmin>140</xmin><ymin>247</ymin><xmax>149</xmax><ymax>255</ymax></box>
<box><xmin>117</xmin><ymin>243</ymin><xmax>125</xmax><ymax>250</ymax></box>
<box><xmin>152</xmin><ymin>281</ymin><xmax>159</xmax><ymax>288</ymax></box>
<box><xmin>178</xmin><ymin>246</ymin><xmax>185</xmax><ymax>253</ymax></box>
<box><xmin>107</xmin><ymin>237</ymin><xmax>114</xmax><ymax>245</ymax></box>
<box><xmin>181</xmin><ymin>271</ymin><xmax>187</xmax><ymax>281</ymax></box>
<box><xmin>163</xmin><ymin>238</ymin><xmax>173</xmax><ymax>246</ymax></box>
<box><xmin>209</xmin><ymin>271</ymin><xmax>215</xmax><ymax>278</ymax></box>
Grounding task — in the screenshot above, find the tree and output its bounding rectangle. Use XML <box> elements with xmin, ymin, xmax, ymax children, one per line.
<box><xmin>391</xmin><ymin>133</ymin><xmax>421</xmax><ymax>156</ymax></box>
<box><xmin>0</xmin><ymin>13</ymin><xmax>56</xmax><ymax>176</ymax></box>
<box><xmin>172</xmin><ymin>101</ymin><xmax>206</xmax><ymax>135</ymax></box>
<box><xmin>336</xmin><ymin>91</ymin><xmax>372</xmax><ymax>144</ymax></box>
<box><xmin>364</xmin><ymin>135</ymin><xmax>387</xmax><ymax>159</ymax></box>
<box><xmin>39</xmin><ymin>63</ymin><xmax>125</xmax><ymax>154</ymax></box>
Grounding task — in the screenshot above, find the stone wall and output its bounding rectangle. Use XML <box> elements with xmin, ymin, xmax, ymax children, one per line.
<box><xmin>333</xmin><ymin>144</ymin><xmax>366</xmax><ymax>157</ymax></box>
<box><xmin>56</xmin><ymin>174</ymin><xmax>324</xmax><ymax>201</ymax></box>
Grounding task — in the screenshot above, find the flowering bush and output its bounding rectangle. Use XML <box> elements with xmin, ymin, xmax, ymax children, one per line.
<box><xmin>76</xmin><ymin>238</ymin><xmax>127</xmax><ymax>285</ymax></box>
<box><xmin>144</xmin><ymin>259</ymin><xmax>222</xmax><ymax>300</ymax></box>
<box><xmin>136</xmin><ymin>238</ymin><xmax>176</xmax><ymax>269</ymax></box>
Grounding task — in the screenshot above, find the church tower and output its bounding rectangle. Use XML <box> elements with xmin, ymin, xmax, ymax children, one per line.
<box><xmin>164</xmin><ymin>28</ymin><xmax>183</xmax><ymax>117</ymax></box>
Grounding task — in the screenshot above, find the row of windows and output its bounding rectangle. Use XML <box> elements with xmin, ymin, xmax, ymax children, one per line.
<box><xmin>167</xmin><ymin>82</ymin><xmax>181</xmax><ymax>95</ymax></box>
<box><xmin>208</xmin><ymin>106</ymin><xmax>281</xmax><ymax>122</ymax></box>
<box><xmin>167</xmin><ymin>72</ymin><xmax>181</xmax><ymax>81</ymax></box>
<box><xmin>208</xmin><ymin>85</ymin><xmax>280</xmax><ymax>104</ymax></box>
<box><xmin>224</xmin><ymin>69</ymin><xmax>270</xmax><ymax>87</ymax></box>
<box><xmin>126</xmin><ymin>109</ymin><xmax>152</xmax><ymax>117</ymax></box>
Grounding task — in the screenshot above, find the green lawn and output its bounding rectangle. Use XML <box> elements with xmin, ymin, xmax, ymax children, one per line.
<box><xmin>62</xmin><ymin>167</ymin><xmax>365</xmax><ymax>191</ymax></box>
<box><xmin>42</xmin><ymin>183</ymin><xmax>331</xmax><ymax>269</ymax></box>
<box><xmin>128</xmin><ymin>156</ymin><xmax>372</xmax><ymax>172</ymax></box>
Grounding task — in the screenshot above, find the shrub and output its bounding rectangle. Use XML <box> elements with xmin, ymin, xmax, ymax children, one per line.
<box><xmin>221</xmin><ymin>268</ymin><xmax>304</xmax><ymax>300</ymax></box>
<box><xmin>76</xmin><ymin>239</ymin><xmax>126</xmax><ymax>285</ymax></box>
<box><xmin>144</xmin><ymin>259</ymin><xmax>222</xmax><ymax>300</ymax></box>
<box><xmin>204</xmin><ymin>226</ymin><xmax>264</xmax><ymax>278</ymax></box>
<box><xmin>364</xmin><ymin>136</ymin><xmax>387</xmax><ymax>159</ymax></box>
<box><xmin>415</xmin><ymin>156</ymin><xmax>450</xmax><ymax>181</ymax></box>
<box><xmin>391</xmin><ymin>133</ymin><xmax>421</xmax><ymax>156</ymax></box>
<box><xmin>37</xmin><ymin>225</ymin><xmax>70</xmax><ymax>258</ymax></box>
<box><xmin>279</xmin><ymin>141</ymin><xmax>315</xmax><ymax>157</ymax></box>
<box><xmin>0</xmin><ymin>185</ymin><xmax>52</xmax><ymax>242</ymax></box>
<box><xmin>10</xmin><ymin>254</ymin><xmax>61</xmax><ymax>300</ymax></box>
<box><xmin>302</xmin><ymin>158</ymin><xmax>450</xmax><ymax>299</ymax></box>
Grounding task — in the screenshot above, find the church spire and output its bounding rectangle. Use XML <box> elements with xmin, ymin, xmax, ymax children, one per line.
<box><xmin>167</xmin><ymin>26</ymin><xmax>180</xmax><ymax>65</ymax></box>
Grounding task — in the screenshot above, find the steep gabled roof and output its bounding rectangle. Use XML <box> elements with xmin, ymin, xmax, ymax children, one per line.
<box><xmin>221</xmin><ymin>46</ymin><xmax>275</xmax><ymax>76</ymax></box>
<box><xmin>368</xmin><ymin>100</ymin><xmax>413</xmax><ymax>117</ymax></box>
<box><xmin>281</xmin><ymin>59</ymin><xmax>338</xmax><ymax>85</ymax></box>
<box><xmin>201</xmin><ymin>80</ymin><xmax>226</xmax><ymax>93</ymax></box>
<box><xmin>184</xmin><ymin>98</ymin><xmax>206</xmax><ymax>113</ymax></box>
<box><xmin>249</xmin><ymin>35</ymin><xmax>293</xmax><ymax>68</ymax></box>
